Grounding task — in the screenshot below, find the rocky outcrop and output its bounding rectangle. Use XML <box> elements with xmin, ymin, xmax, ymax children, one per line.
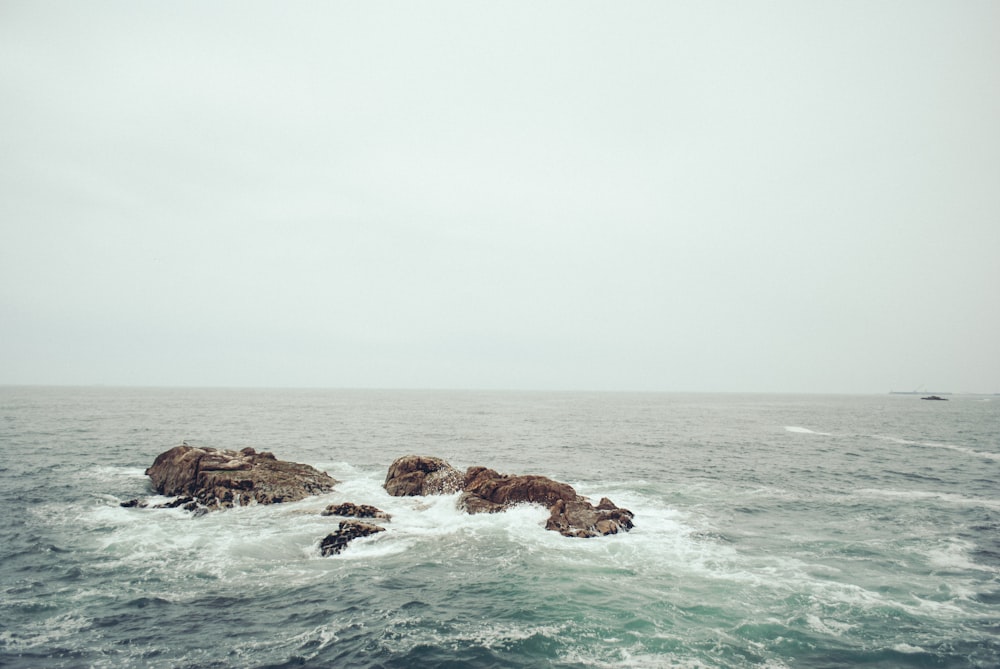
<box><xmin>384</xmin><ymin>456</ymin><xmax>634</xmax><ymax>538</ymax></box>
<box><xmin>383</xmin><ymin>455</ymin><xmax>464</xmax><ymax>496</ymax></box>
<box><xmin>321</xmin><ymin>502</ymin><xmax>391</xmax><ymax>520</ymax></box>
<box><xmin>144</xmin><ymin>445</ymin><xmax>337</xmax><ymax>509</ymax></box>
<box><xmin>545</xmin><ymin>496</ymin><xmax>634</xmax><ymax>538</ymax></box>
<box><xmin>460</xmin><ymin>467</ymin><xmax>578</xmax><ymax>513</ymax></box>
<box><xmin>320</xmin><ymin>520</ymin><xmax>386</xmax><ymax>556</ymax></box>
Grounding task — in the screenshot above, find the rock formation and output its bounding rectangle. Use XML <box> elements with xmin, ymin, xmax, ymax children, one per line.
<box><xmin>144</xmin><ymin>444</ymin><xmax>337</xmax><ymax>508</ymax></box>
<box><xmin>320</xmin><ymin>520</ymin><xmax>386</xmax><ymax>556</ymax></box>
<box><xmin>382</xmin><ymin>455</ymin><xmax>464</xmax><ymax>496</ymax></box>
<box><xmin>384</xmin><ymin>456</ymin><xmax>634</xmax><ymax>538</ymax></box>
<box><xmin>544</xmin><ymin>496</ymin><xmax>635</xmax><ymax>538</ymax></box>
<box><xmin>460</xmin><ymin>466</ymin><xmax>579</xmax><ymax>513</ymax></box>
<box><xmin>321</xmin><ymin>502</ymin><xmax>391</xmax><ymax>520</ymax></box>
<box><xmin>132</xmin><ymin>447</ymin><xmax>632</xmax><ymax>554</ymax></box>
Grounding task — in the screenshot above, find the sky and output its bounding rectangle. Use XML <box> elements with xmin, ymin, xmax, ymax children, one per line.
<box><xmin>1</xmin><ymin>1</ymin><xmax>998</xmax><ymax>393</ymax></box>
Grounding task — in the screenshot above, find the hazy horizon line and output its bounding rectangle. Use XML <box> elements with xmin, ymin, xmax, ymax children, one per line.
<box><xmin>3</xmin><ymin>383</ymin><xmax>996</xmax><ymax>396</ymax></box>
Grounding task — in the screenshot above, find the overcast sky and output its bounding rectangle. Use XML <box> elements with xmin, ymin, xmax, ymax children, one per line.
<box><xmin>1</xmin><ymin>1</ymin><xmax>998</xmax><ymax>393</ymax></box>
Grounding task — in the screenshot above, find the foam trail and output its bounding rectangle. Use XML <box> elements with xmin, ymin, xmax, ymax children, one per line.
<box><xmin>784</xmin><ymin>426</ymin><xmax>831</xmax><ymax>435</ymax></box>
<box><xmin>874</xmin><ymin>435</ymin><xmax>1000</xmax><ymax>461</ymax></box>
<box><xmin>853</xmin><ymin>488</ymin><xmax>1000</xmax><ymax>511</ymax></box>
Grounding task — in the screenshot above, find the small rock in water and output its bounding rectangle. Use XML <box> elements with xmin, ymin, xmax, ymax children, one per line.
<box><xmin>321</xmin><ymin>502</ymin><xmax>391</xmax><ymax>520</ymax></box>
<box><xmin>319</xmin><ymin>520</ymin><xmax>386</xmax><ymax>556</ymax></box>
<box><xmin>159</xmin><ymin>496</ymin><xmax>196</xmax><ymax>509</ymax></box>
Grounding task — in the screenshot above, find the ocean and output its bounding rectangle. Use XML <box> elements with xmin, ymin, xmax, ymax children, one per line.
<box><xmin>1</xmin><ymin>387</ymin><xmax>997</xmax><ymax>668</ymax></box>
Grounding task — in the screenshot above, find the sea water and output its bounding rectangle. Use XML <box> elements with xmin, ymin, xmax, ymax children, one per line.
<box><xmin>0</xmin><ymin>387</ymin><xmax>997</xmax><ymax>668</ymax></box>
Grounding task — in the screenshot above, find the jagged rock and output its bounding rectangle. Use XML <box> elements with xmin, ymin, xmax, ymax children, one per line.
<box><xmin>462</xmin><ymin>466</ymin><xmax>634</xmax><ymax>537</ymax></box>
<box><xmin>120</xmin><ymin>498</ymin><xmax>147</xmax><ymax>508</ymax></box>
<box><xmin>460</xmin><ymin>467</ymin><xmax>578</xmax><ymax>513</ymax></box>
<box><xmin>383</xmin><ymin>455</ymin><xmax>464</xmax><ymax>496</ymax></box>
<box><xmin>384</xmin><ymin>455</ymin><xmax>634</xmax><ymax>538</ymax></box>
<box><xmin>144</xmin><ymin>445</ymin><xmax>337</xmax><ymax>509</ymax></box>
<box><xmin>544</xmin><ymin>497</ymin><xmax>634</xmax><ymax>538</ymax></box>
<box><xmin>319</xmin><ymin>520</ymin><xmax>386</xmax><ymax>556</ymax></box>
<box><xmin>321</xmin><ymin>502</ymin><xmax>391</xmax><ymax>520</ymax></box>
<box><xmin>160</xmin><ymin>495</ymin><xmax>195</xmax><ymax>509</ymax></box>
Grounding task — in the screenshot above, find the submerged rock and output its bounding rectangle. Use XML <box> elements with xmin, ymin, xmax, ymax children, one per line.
<box><xmin>319</xmin><ymin>520</ymin><xmax>386</xmax><ymax>556</ymax></box>
<box><xmin>144</xmin><ymin>445</ymin><xmax>337</xmax><ymax>509</ymax></box>
<box><xmin>384</xmin><ymin>456</ymin><xmax>634</xmax><ymax>538</ymax></box>
<box><xmin>321</xmin><ymin>502</ymin><xmax>391</xmax><ymax>520</ymax></box>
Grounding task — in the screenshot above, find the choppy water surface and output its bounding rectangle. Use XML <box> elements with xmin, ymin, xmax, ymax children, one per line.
<box><xmin>1</xmin><ymin>388</ymin><xmax>997</xmax><ymax>667</ymax></box>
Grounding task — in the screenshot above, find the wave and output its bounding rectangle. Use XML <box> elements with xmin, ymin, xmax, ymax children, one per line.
<box><xmin>784</xmin><ymin>426</ymin><xmax>831</xmax><ymax>435</ymax></box>
<box><xmin>781</xmin><ymin>428</ymin><xmax>999</xmax><ymax>463</ymax></box>
<box><xmin>17</xmin><ymin>473</ymin><xmax>995</xmax><ymax>669</ymax></box>
<box><xmin>852</xmin><ymin>488</ymin><xmax>1000</xmax><ymax>511</ymax></box>
<box><xmin>874</xmin><ymin>435</ymin><xmax>1000</xmax><ymax>462</ymax></box>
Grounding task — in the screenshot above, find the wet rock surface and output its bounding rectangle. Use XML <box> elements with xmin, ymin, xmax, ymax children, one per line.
<box><xmin>319</xmin><ymin>520</ymin><xmax>386</xmax><ymax>556</ymax></box>
<box><xmin>544</xmin><ymin>496</ymin><xmax>634</xmax><ymax>538</ymax></box>
<box><xmin>132</xmin><ymin>447</ymin><xmax>631</xmax><ymax>551</ymax></box>
<box><xmin>144</xmin><ymin>445</ymin><xmax>337</xmax><ymax>509</ymax></box>
<box><xmin>321</xmin><ymin>502</ymin><xmax>391</xmax><ymax>520</ymax></box>
<box><xmin>385</xmin><ymin>456</ymin><xmax>634</xmax><ymax>538</ymax></box>
<box><xmin>382</xmin><ymin>455</ymin><xmax>464</xmax><ymax>496</ymax></box>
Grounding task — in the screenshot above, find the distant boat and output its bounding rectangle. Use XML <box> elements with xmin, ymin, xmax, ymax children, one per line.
<box><xmin>920</xmin><ymin>395</ymin><xmax>948</xmax><ymax>401</ymax></box>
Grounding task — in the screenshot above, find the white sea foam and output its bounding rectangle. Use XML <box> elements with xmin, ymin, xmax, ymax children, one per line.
<box><xmin>926</xmin><ymin>538</ymin><xmax>997</xmax><ymax>574</ymax></box>
<box><xmin>51</xmin><ymin>465</ymin><xmax>974</xmax><ymax>640</ymax></box>
<box><xmin>873</xmin><ymin>435</ymin><xmax>1000</xmax><ymax>461</ymax></box>
<box><xmin>853</xmin><ymin>487</ymin><xmax>1000</xmax><ymax>511</ymax></box>
<box><xmin>81</xmin><ymin>465</ymin><xmax>149</xmax><ymax>482</ymax></box>
<box><xmin>0</xmin><ymin>612</ymin><xmax>90</xmax><ymax>650</ymax></box>
<box><xmin>892</xmin><ymin>643</ymin><xmax>928</xmax><ymax>654</ymax></box>
<box><xmin>562</xmin><ymin>649</ymin><xmax>716</xmax><ymax>669</ymax></box>
<box><xmin>6</xmin><ymin>387</ymin><xmax>998</xmax><ymax>668</ymax></box>
<box><xmin>784</xmin><ymin>426</ymin><xmax>831</xmax><ymax>435</ymax></box>
<box><xmin>805</xmin><ymin>614</ymin><xmax>855</xmax><ymax>636</ymax></box>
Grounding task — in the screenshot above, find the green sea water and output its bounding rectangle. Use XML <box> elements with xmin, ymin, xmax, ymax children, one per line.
<box><xmin>1</xmin><ymin>387</ymin><xmax>997</xmax><ymax>667</ymax></box>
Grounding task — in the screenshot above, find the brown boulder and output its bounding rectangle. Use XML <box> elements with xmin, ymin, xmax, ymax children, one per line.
<box><xmin>460</xmin><ymin>466</ymin><xmax>578</xmax><ymax>513</ymax></box>
<box><xmin>383</xmin><ymin>455</ymin><xmax>464</xmax><ymax>496</ymax></box>
<box><xmin>145</xmin><ymin>445</ymin><xmax>337</xmax><ymax>509</ymax></box>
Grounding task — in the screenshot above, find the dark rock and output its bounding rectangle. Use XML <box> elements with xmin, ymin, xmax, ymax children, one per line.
<box><xmin>322</xmin><ymin>502</ymin><xmax>391</xmax><ymax>520</ymax></box>
<box><xmin>145</xmin><ymin>445</ymin><xmax>337</xmax><ymax>509</ymax></box>
<box><xmin>319</xmin><ymin>520</ymin><xmax>386</xmax><ymax>556</ymax></box>
<box><xmin>157</xmin><ymin>495</ymin><xmax>196</xmax><ymax>509</ymax></box>
<box><xmin>120</xmin><ymin>498</ymin><xmax>147</xmax><ymax>508</ymax></box>
<box><xmin>383</xmin><ymin>455</ymin><xmax>464</xmax><ymax>496</ymax></box>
